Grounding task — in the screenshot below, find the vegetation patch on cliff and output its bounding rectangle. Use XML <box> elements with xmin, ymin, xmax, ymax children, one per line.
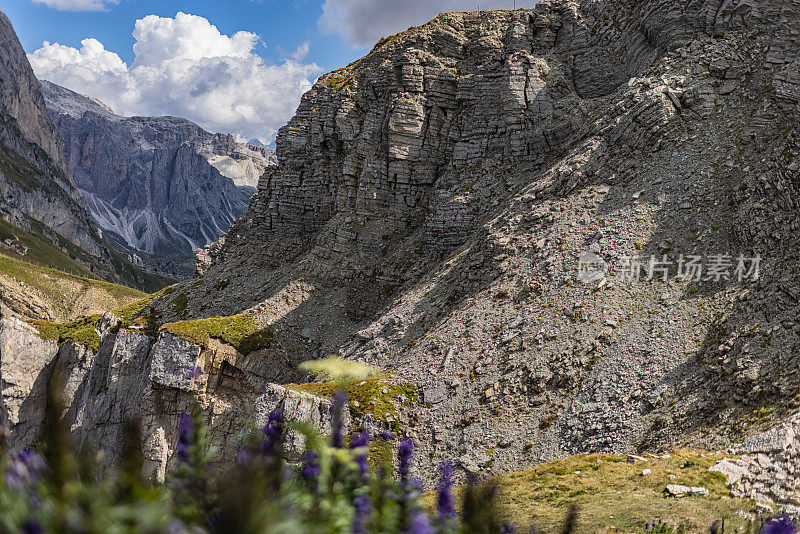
<box><xmin>1</xmin><ymin>242</ymin><xmax>147</xmax><ymax>322</ymax></box>
<box><xmin>291</xmin><ymin>377</ymin><xmax>420</xmax><ymax>431</ymax></box>
<box><xmin>320</xmin><ymin>69</ymin><xmax>354</xmax><ymax>92</ymax></box>
<box><xmin>30</xmin><ymin>314</ymin><xmax>103</xmax><ymax>353</ymax></box>
<box><xmin>160</xmin><ymin>312</ymin><xmax>274</xmax><ymax>355</ymax></box>
<box><xmin>0</xmin><ymin>217</ymin><xmax>95</xmax><ymax>277</ymax></box>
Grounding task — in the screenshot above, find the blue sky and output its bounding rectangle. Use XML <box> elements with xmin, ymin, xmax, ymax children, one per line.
<box><xmin>0</xmin><ymin>0</ymin><xmax>523</xmax><ymax>141</ymax></box>
<box><xmin>1</xmin><ymin>0</ymin><xmax>368</xmax><ymax>74</ymax></box>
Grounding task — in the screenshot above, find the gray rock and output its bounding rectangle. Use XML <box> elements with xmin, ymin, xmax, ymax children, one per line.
<box><xmin>148</xmin><ymin>333</ymin><xmax>202</xmax><ymax>390</ymax></box>
<box><xmin>0</xmin><ymin>316</ymin><xmax>59</xmax><ymax>448</ymax></box>
<box><xmin>423</xmin><ymin>387</ymin><xmax>448</xmax><ymax>405</ymax></box>
<box><xmin>665</xmin><ymin>484</ymin><xmax>709</xmax><ymax>498</ymax></box>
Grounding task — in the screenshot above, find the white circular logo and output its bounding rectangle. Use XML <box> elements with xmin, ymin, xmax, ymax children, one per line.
<box><xmin>577</xmin><ymin>251</ymin><xmax>607</xmax><ymax>284</ymax></box>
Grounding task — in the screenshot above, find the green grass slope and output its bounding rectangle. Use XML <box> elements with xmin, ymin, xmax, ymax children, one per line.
<box><xmin>490</xmin><ymin>451</ymin><xmax>754</xmax><ymax>533</ymax></box>
<box><xmin>0</xmin><ymin>251</ymin><xmax>149</xmax><ymax>322</ymax></box>
<box><xmin>0</xmin><ymin>212</ymin><xmax>172</xmax><ymax>293</ymax></box>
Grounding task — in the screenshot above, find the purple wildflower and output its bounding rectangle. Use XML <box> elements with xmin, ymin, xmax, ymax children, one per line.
<box><xmin>350</xmin><ymin>431</ymin><xmax>370</xmax><ymax>480</ymax></box>
<box><xmin>405</xmin><ymin>509</ymin><xmax>435</xmax><ymax>534</ymax></box>
<box><xmin>331</xmin><ymin>391</ymin><xmax>348</xmax><ymax>448</ymax></box>
<box><xmin>260</xmin><ymin>406</ymin><xmax>284</xmax><ymax>459</ymax></box>
<box><xmin>300</xmin><ymin>450</ymin><xmax>321</xmax><ymax>491</ymax></box>
<box><xmin>235</xmin><ymin>447</ymin><xmax>251</xmax><ymax>466</ymax></box>
<box><xmin>500</xmin><ymin>523</ymin><xmax>517</xmax><ymax>534</ymax></box>
<box><xmin>406</xmin><ymin>477</ymin><xmax>424</xmax><ymax>500</ymax></box>
<box><xmin>762</xmin><ymin>517</ymin><xmax>797</xmax><ymax>534</ymax></box>
<box><xmin>379</xmin><ymin>430</ymin><xmax>394</xmax><ymax>441</ymax></box>
<box><xmin>167</xmin><ymin>519</ymin><xmax>186</xmax><ymax>534</ymax></box>
<box><xmin>5</xmin><ymin>449</ymin><xmax>46</xmax><ymax>489</ymax></box>
<box><xmin>20</xmin><ymin>520</ymin><xmax>43</xmax><ymax>534</ymax></box>
<box><xmin>176</xmin><ymin>413</ymin><xmax>194</xmax><ymax>464</ymax></box>
<box><xmin>352</xmin><ymin>493</ymin><xmax>372</xmax><ymax>534</ymax></box>
<box><xmin>185</xmin><ymin>365</ymin><xmax>204</xmax><ymax>381</ymax></box>
<box><xmin>350</xmin><ymin>431</ymin><xmax>370</xmax><ymax>449</ymax></box>
<box><xmin>398</xmin><ymin>438</ymin><xmax>414</xmax><ymax>485</ymax></box>
<box><xmin>436</xmin><ymin>461</ymin><xmax>456</xmax><ymax>522</ymax></box>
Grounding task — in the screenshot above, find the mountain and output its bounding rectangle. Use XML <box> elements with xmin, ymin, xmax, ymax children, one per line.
<box><xmin>0</xmin><ymin>10</ymin><xmax>168</xmax><ymax>294</ymax></box>
<box><xmin>40</xmin><ymin>80</ymin><xmax>276</xmax><ymax>277</ymax></box>
<box><xmin>5</xmin><ymin>0</ymin><xmax>800</xmax><ymax>510</ymax></box>
<box><xmin>165</xmin><ymin>0</ymin><xmax>800</xmax><ymax>483</ymax></box>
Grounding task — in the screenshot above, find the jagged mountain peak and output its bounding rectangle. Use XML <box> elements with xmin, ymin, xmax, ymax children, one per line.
<box><xmin>0</xmin><ymin>13</ymin><xmax>68</xmax><ymax>172</ymax></box>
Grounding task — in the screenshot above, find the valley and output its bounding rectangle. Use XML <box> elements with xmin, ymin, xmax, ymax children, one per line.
<box><xmin>1</xmin><ymin>0</ymin><xmax>800</xmax><ymax>531</ymax></box>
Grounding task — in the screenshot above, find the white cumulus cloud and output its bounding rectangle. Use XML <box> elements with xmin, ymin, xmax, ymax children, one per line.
<box><xmin>31</xmin><ymin>0</ymin><xmax>118</xmax><ymax>12</ymax></box>
<box><xmin>319</xmin><ymin>0</ymin><xmax>513</xmax><ymax>47</ymax></box>
<box><xmin>29</xmin><ymin>12</ymin><xmax>322</xmax><ymax>143</ymax></box>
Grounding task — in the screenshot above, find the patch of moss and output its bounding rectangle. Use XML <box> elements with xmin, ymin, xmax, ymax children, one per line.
<box><xmin>539</xmin><ymin>413</ymin><xmax>558</xmax><ymax>429</ymax></box>
<box><xmin>30</xmin><ymin>315</ymin><xmax>103</xmax><ymax>353</ymax></box>
<box><xmin>320</xmin><ymin>72</ymin><xmax>354</xmax><ymax>92</ymax></box>
<box><xmin>160</xmin><ymin>312</ymin><xmax>274</xmax><ymax>355</ymax></box>
<box><xmin>172</xmin><ymin>294</ymin><xmax>189</xmax><ymax>315</ymax></box>
<box><xmin>373</xmin><ymin>36</ymin><xmax>391</xmax><ymax>49</ymax></box>
<box><xmin>368</xmin><ymin>438</ymin><xmax>393</xmax><ymax>472</ymax></box>
<box><xmin>213</xmin><ymin>279</ymin><xmax>231</xmax><ymax>290</ymax></box>
<box><xmin>111</xmin><ymin>290</ymin><xmax>163</xmax><ymax>323</ymax></box>
<box><xmin>290</xmin><ymin>378</ymin><xmax>420</xmax><ymax>431</ymax></box>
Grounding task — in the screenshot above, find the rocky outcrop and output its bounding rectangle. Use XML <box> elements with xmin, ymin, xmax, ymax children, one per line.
<box><xmin>0</xmin><ymin>316</ymin><xmax>58</xmax><ymax>445</ymax></box>
<box><xmin>41</xmin><ymin>81</ymin><xmax>276</xmax><ymax>277</ymax></box>
<box><xmin>711</xmin><ymin>416</ymin><xmax>800</xmax><ymax>513</ymax></box>
<box><xmin>0</xmin><ymin>311</ymin><xmax>345</xmax><ymax>480</ymax></box>
<box><xmin>0</xmin><ymin>12</ymin><xmax>65</xmax><ymax>172</ymax></box>
<box><xmin>143</xmin><ymin>0</ymin><xmax>800</xmax><ymax>483</ymax></box>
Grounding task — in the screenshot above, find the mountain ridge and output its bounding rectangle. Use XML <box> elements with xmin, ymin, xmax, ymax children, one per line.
<box><xmin>0</xmin><ymin>9</ymin><xmax>169</xmax><ymax>293</ymax></box>
<box><xmin>157</xmin><ymin>0</ymin><xmax>800</xmax><ymax>480</ymax></box>
<box><xmin>41</xmin><ymin>80</ymin><xmax>277</xmax><ymax>277</ymax></box>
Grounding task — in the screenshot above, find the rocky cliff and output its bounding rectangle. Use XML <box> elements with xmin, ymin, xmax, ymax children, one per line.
<box><xmin>170</xmin><ymin>0</ymin><xmax>800</xmax><ymax>484</ymax></box>
<box><xmin>0</xmin><ymin>312</ymin><xmax>340</xmax><ymax>480</ymax></box>
<box><xmin>0</xmin><ymin>11</ymin><xmax>167</xmax><ymax>292</ymax></box>
<box><xmin>0</xmin><ymin>11</ymin><xmax>106</xmax><ymax>264</ymax></box>
<box><xmin>6</xmin><ymin>0</ymin><xmax>800</xmax><ymax>509</ymax></box>
<box><xmin>41</xmin><ymin>80</ymin><xmax>276</xmax><ymax>277</ymax></box>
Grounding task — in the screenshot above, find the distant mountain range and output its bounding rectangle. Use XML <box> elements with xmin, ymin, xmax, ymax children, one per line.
<box><xmin>41</xmin><ymin>80</ymin><xmax>277</xmax><ymax>276</ymax></box>
<box><xmin>0</xmin><ymin>10</ymin><xmax>167</xmax><ymax>293</ymax></box>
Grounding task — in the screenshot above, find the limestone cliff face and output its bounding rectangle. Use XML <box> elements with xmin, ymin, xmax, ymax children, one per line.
<box><xmin>0</xmin><ymin>11</ymin><xmax>163</xmax><ymax>290</ymax></box>
<box><xmin>41</xmin><ymin>81</ymin><xmax>276</xmax><ymax>277</ymax></box>
<box><xmin>0</xmin><ymin>312</ymin><xmax>340</xmax><ymax>481</ymax></box>
<box><xmin>173</xmin><ymin>0</ymin><xmax>800</xmax><ymax>488</ymax></box>
<box><xmin>0</xmin><ymin>12</ymin><xmax>66</xmax><ymax>173</ymax></box>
